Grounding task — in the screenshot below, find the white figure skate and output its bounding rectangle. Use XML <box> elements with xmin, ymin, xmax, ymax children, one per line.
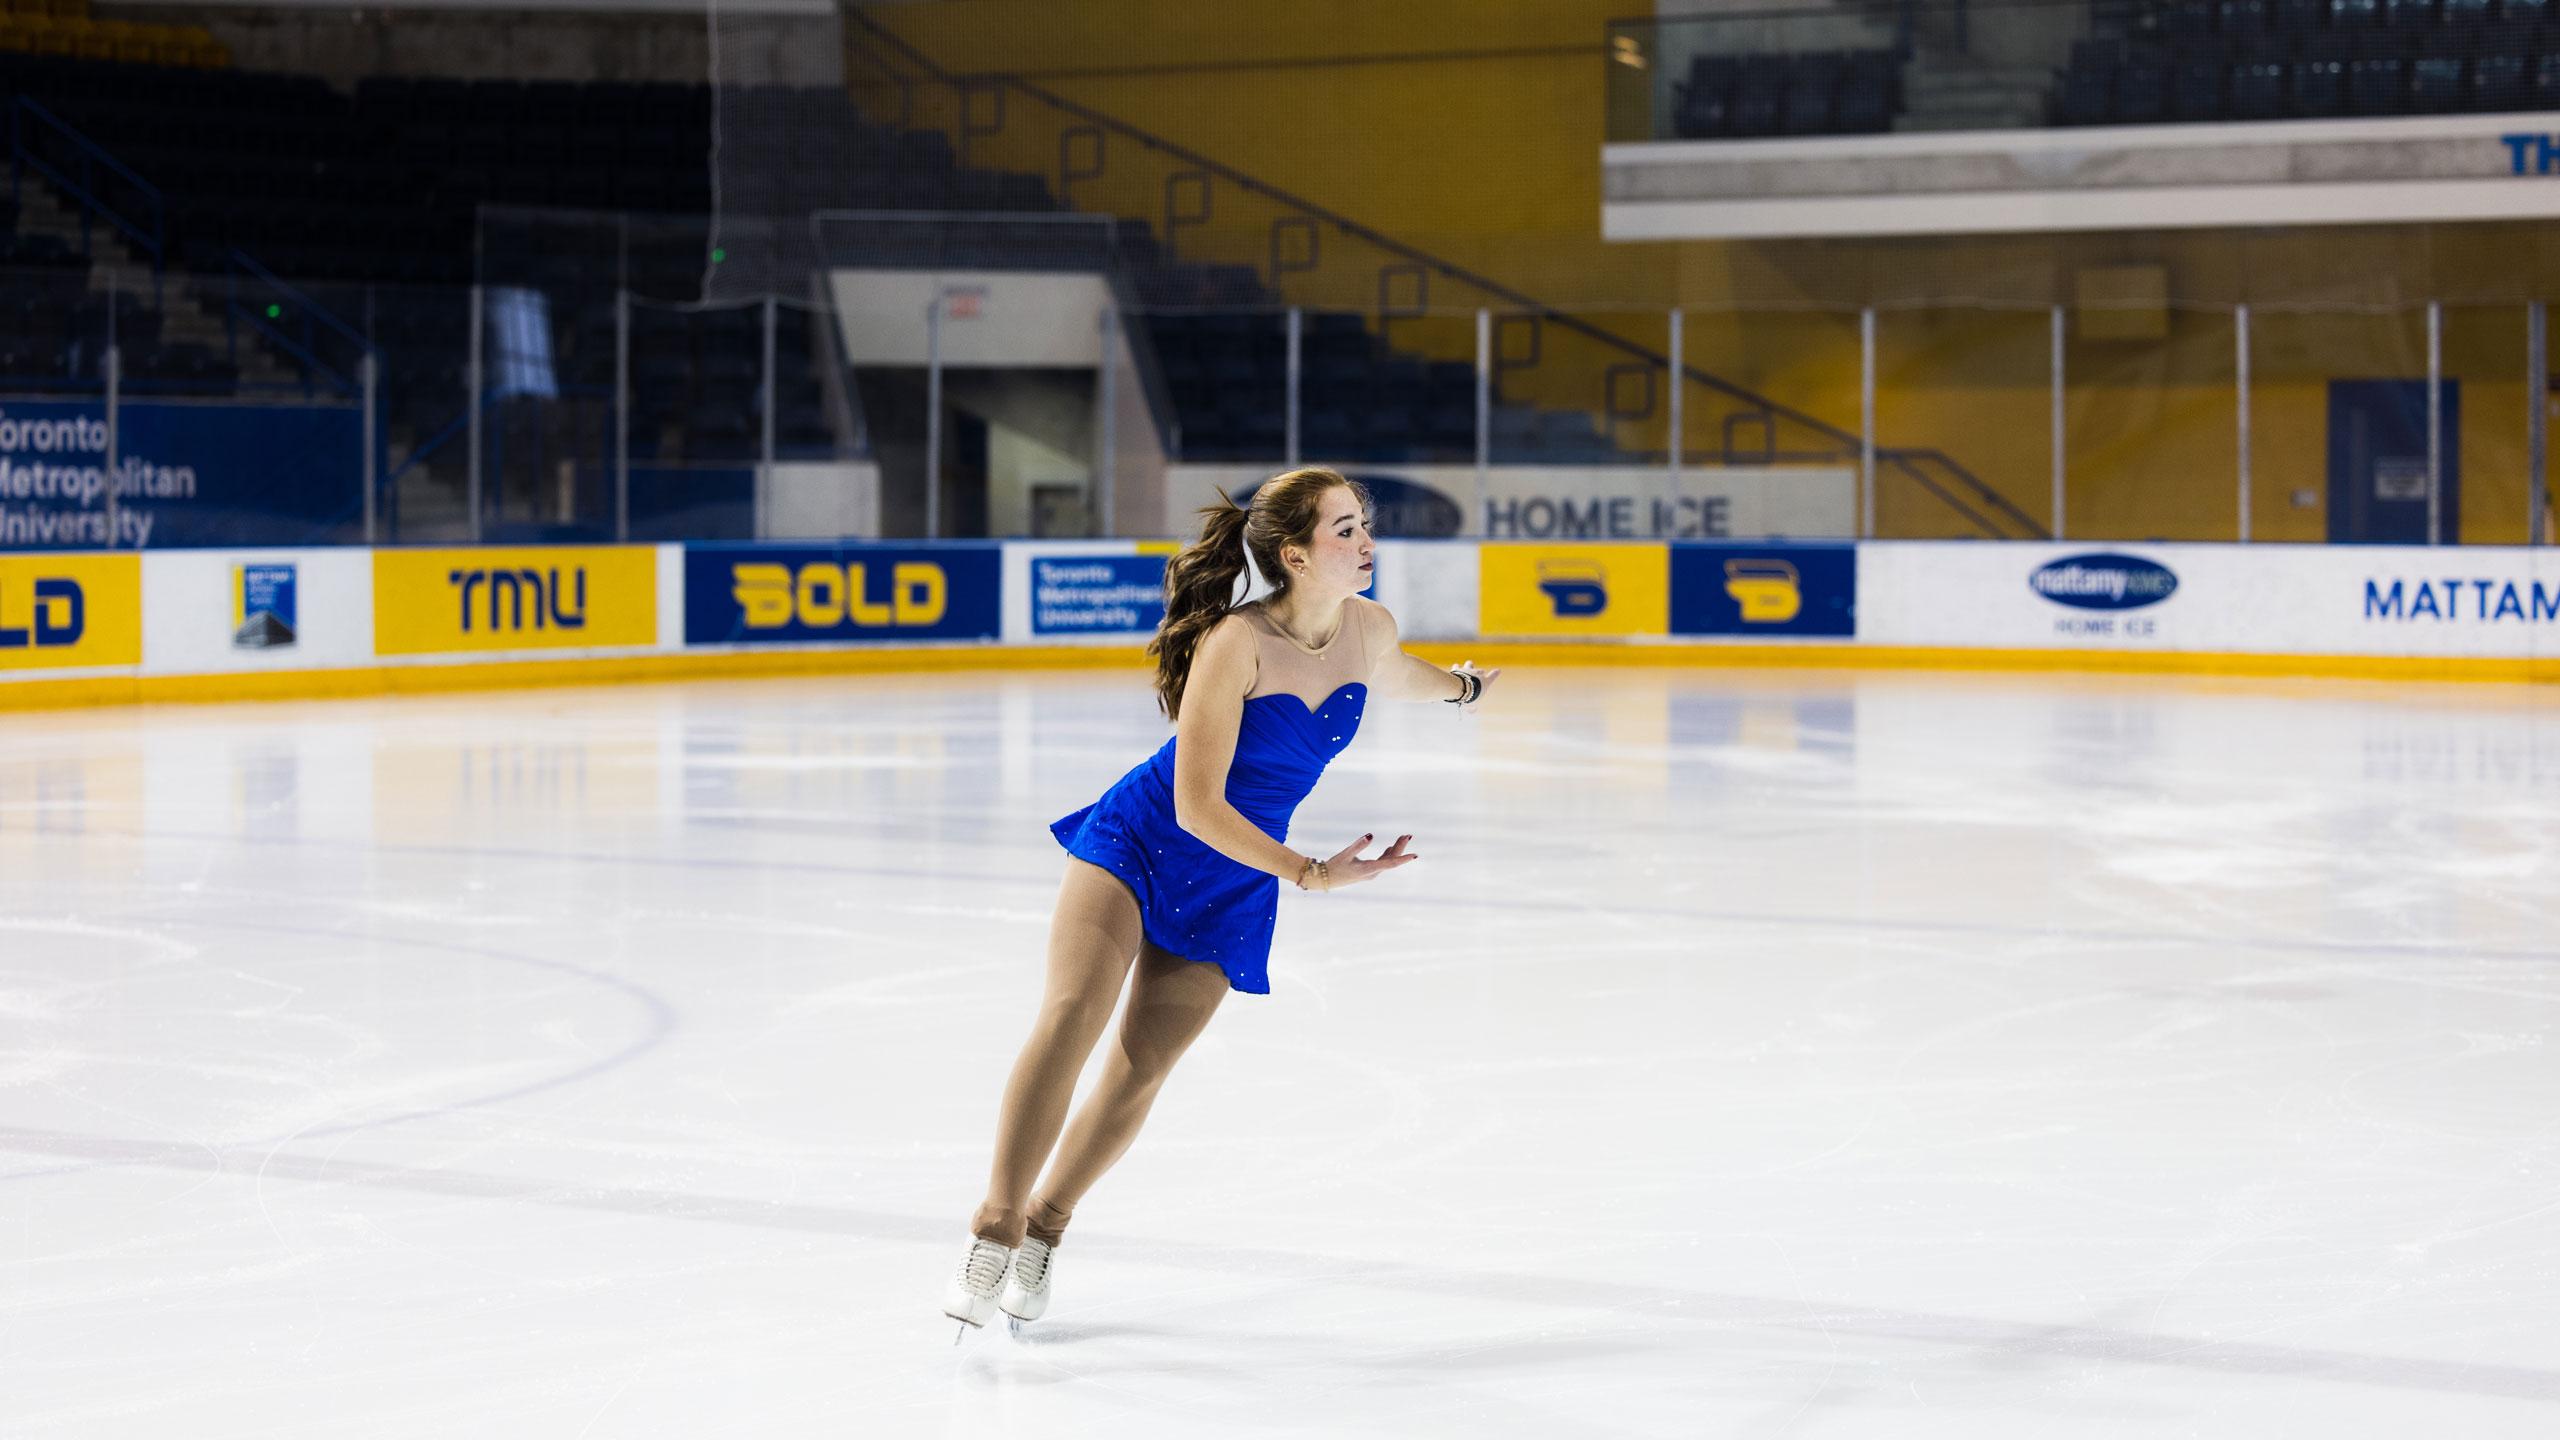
<box><xmin>942</xmin><ymin>1236</ymin><xmax>1014</xmax><ymax>1342</ymax></box>
<box><xmin>998</xmin><ymin>1235</ymin><xmax>1054</xmax><ymax>1333</ymax></box>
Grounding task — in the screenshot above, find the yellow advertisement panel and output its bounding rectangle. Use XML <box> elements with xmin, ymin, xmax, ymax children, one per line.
<box><xmin>374</xmin><ymin>547</ymin><xmax>657</xmax><ymax>657</ymax></box>
<box><xmin>1477</xmin><ymin>543</ymin><xmax>1669</xmax><ymax>637</ymax></box>
<box><xmin>0</xmin><ymin>553</ymin><xmax>141</xmax><ymax>670</ymax></box>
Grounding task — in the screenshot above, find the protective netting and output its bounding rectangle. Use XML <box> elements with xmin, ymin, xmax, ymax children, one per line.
<box><xmin>704</xmin><ymin>0</ymin><xmax>848</xmax><ymax>306</ymax></box>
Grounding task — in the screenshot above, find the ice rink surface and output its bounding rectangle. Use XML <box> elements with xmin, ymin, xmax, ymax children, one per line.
<box><xmin>3</xmin><ymin>664</ymin><xmax>2558</xmax><ymax>1437</ymax></box>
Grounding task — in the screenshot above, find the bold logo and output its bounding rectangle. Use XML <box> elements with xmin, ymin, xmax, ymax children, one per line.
<box><xmin>1535</xmin><ymin>560</ymin><xmax>1609</xmax><ymax>618</ymax></box>
<box><xmin>2029</xmin><ymin>554</ymin><xmax>2178</xmax><ymax>611</ymax></box>
<box><xmin>447</xmin><ymin>566</ymin><xmax>588</xmax><ymax>633</ymax></box>
<box><xmin>1723</xmin><ymin>559</ymin><xmax>1802</xmax><ymax>624</ymax></box>
<box><xmin>0</xmin><ymin>576</ymin><xmax>83</xmax><ymax>648</ymax></box>
<box><xmin>732</xmin><ymin>561</ymin><xmax>948</xmax><ymax>630</ymax></box>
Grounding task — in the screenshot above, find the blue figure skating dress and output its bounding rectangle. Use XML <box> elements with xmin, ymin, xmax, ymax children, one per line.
<box><xmin>1050</xmin><ymin>602</ymin><xmax>1373</xmax><ymax>994</ymax></box>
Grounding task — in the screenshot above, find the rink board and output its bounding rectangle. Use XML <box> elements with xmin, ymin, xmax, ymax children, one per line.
<box><xmin>0</xmin><ymin>539</ymin><xmax>2554</xmax><ymax>708</ymax></box>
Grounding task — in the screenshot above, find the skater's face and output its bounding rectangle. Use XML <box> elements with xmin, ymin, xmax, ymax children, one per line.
<box><xmin>1283</xmin><ymin>485</ymin><xmax>1374</xmax><ymax>598</ymax></box>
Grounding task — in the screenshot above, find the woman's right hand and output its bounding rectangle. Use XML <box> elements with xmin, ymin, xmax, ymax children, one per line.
<box><xmin>1317</xmin><ymin>833</ymin><xmax>1416</xmax><ymax>890</ymax></box>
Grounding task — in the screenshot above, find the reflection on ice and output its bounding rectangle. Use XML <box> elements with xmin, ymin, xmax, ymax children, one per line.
<box><xmin>1</xmin><ymin>667</ymin><xmax>2557</xmax><ymax>1436</ymax></box>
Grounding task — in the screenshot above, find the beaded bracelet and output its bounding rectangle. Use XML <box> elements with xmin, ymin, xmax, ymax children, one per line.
<box><xmin>1294</xmin><ymin>856</ymin><xmax>1330</xmax><ymax>891</ymax></box>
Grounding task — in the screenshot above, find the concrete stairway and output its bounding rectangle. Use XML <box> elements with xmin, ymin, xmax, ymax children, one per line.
<box><xmin>11</xmin><ymin>181</ymin><xmax>302</xmax><ymax>391</ymax></box>
<box><xmin>12</xmin><ymin>179</ymin><xmax>485</xmax><ymax>539</ymax></box>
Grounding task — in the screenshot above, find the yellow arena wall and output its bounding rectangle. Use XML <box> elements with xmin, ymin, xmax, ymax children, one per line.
<box><xmin>854</xmin><ymin>4</ymin><xmax>2558</xmax><ymax>544</ymax></box>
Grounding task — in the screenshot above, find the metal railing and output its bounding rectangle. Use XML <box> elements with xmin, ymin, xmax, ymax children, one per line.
<box><xmin>841</xmin><ymin>8</ymin><xmax>2037</xmax><ymax>540</ymax></box>
<box><xmin>8</xmin><ymin>96</ymin><xmax>164</xmax><ymax>305</ymax></box>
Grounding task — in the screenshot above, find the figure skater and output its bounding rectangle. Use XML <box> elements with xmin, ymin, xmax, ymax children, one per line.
<box><xmin>942</xmin><ymin>466</ymin><xmax>1497</xmax><ymax>1338</ymax></box>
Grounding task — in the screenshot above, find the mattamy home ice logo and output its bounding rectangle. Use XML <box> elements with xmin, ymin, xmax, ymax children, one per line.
<box><xmin>2029</xmin><ymin>554</ymin><xmax>2179</xmax><ymax>610</ymax></box>
<box><xmin>2027</xmin><ymin>553</ymin><xmax>2178</xmax><ymax>640</ymax></box>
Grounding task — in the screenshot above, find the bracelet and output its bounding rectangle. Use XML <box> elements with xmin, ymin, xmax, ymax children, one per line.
<box><xmin>1444</xmin><ymin>668</ymin><xmax>1481</xmax><ymax>706</ymax></box>
<box><xmin>1294</xmin><ymin>856</ymin><xmax>1329</xmax><ymax>891</ymax></box>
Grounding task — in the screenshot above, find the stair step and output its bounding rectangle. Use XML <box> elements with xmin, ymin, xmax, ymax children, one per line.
<box><xmin>12</xmin><ymin>184</ymin><xmax>309</xmax><ymax>390</ymax></box>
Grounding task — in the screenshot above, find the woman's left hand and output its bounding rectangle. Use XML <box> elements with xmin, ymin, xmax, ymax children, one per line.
<box><xmin>1454</xmin><ymin>660</ymin><xmax>1501</xmax><ymax>707</ymax></box>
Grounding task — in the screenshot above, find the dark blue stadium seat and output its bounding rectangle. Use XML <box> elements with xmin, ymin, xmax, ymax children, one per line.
<box><xmin>2116</xmin><ymin>57</ymin><xmax>2171</xmax><ymax>121</ymax></box>
<box><xmin>1780</xmin><ymin>56</ymin><xmax>1841</xmax><ymax>134</ymax></box>
<box><xmin>2058</xmin><ymin>63</ymin><xmax>2114</xmax><ymax>124</ymax></box>
<box><xmin>2438</xmin><ymin>0</ymin><xmax>2490</xmax><ymax>26</ymax></box>
<box><xmin>2333</xmin><ymin>0</ymin><xmax>2382</xmax><ymax>23</ymax></box>
<box><xmin>2220</xmin><ymin>0</ymin><xmax>2273</xmax><ymax>31</ymax></box>
<box><xmin>2230</xmin><ymin>60</ymin><xmax>2291</xmax><ymax>114</ymax></box>
<box><xmin>2293</xmin><ymin>57</ymin><xmax>2350</xmax><ymax>111</ymax></box>
<box><xmin>2347</xmin><ymin>55</ymin><xmax>2407</xmax><ymax>110</ymax></box>
<box><xmin>1676</xmin><ymin>55</ymin><xmax>1739</xmax><ymax>138</ymax></box>
<box><xmin>1732</xmin><ymin>67</ymin><xmax>1785</xmax><ymax>136</ymax></box>
<box><xmin>1837</xmin><ymin>50</ymin><xmax>1899</xmax><ymax>132</ymax></box>
<box><xmin>2172</xmin><ymin>56</ymin><xmax>2227</xmax><ymax>117</ymax></box>
<box><xmin>2274</xmin><ymin>0</ymin><xmax>2331</xmax><ymax>30</ymax></box>
<box><xmin>2472</xmin><ymin>51</ymin><xmax>2528</xmax><ymax>107</ymax></box>
<box><xmin>2169</xmin><ymin>0</ymin><xmax>2220</xmax><ymax>35</ymax></box>
<box><xmin>2411</xmin><ymin>55</ymin><xmax>2466</xmax><ymax>106</ymax></box>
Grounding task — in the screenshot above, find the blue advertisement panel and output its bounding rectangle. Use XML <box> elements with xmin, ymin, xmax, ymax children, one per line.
<box><xmin>684</xmin><ymin>543</ymin><xmax>1001</xmax><ymax>645</ymax></box>
<box><xmin>1669</xmin><ymin>543</ymin><xmax>1857</xmax><ymax>638</ymax></box>
<box><xmin>1031</xmin><ymin>553</ymin><xmax>1167</xmax><ymax>636</ymax></box>
<box><xmin>0</xmin><ymin>400</ymin><xmax>360</xmax><ymax>549</ymax></box>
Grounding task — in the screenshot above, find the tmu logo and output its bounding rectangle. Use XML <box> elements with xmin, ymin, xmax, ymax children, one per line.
<box><xmin>0</xmin><ymin>576</ymin><xmax>83</xmax><ymax>648</ymax></box>
<box><xmin>446</xmin><ymin>567</ymin><xmax>588</xmax><ymax>633</ymax></box>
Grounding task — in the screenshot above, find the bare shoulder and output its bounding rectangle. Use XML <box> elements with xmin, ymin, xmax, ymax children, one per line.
<box><xmin>1188</xmin><ymin>611</ymin><xmax>1260</xmax><ymax>690</ymax></box>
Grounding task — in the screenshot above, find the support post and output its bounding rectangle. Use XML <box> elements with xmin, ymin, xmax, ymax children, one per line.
<box><xmin>1284</xmin><ymin>305</ymin><xmax>1302</xmax><ymax>467</ymax></box>
<box><xmin>1474</xmin><ymin>307</ymin><xmax>1491</xmax><ymax>535</ymax></box>
<box><xmin>103</xmin><ymin>343</ymin><xmax>120</xmax><ymax>547</ymax></box>
<box><xmin>2236</xmin><ymin>302</ymin><xmax>2251</xmax><ymax>544</ymax></box>
<box><xmin>2426</xmin><ymin>299</ymin><xmax>2443</xmax><ymax>546</ymax></box>
<box><xmin>467</xmin><ymin>282</ymin><xmax>484</xmax><ymax>543</ymax></box>
<box><xmin>361</xmin><ymin>350</ymin><xmax>378</xmax><ymax>545</ymax></box>
<box><xmin>1666</xmin><ymin>306</ymin><xmax>1683</xmax><ymax>512</ymax></box>
<box><xmin>2050</xmin><ymin>303</ymin><xmax>2065</xmax><ymax>541</ymax></box>
<box><xmin>614</xmin><ymin>289</ymin><xmax>630</xmax><ymax>544</ymax></box>
<box><xmin>1859</xmin><ymin>306</ymin><xmax>1875</xmax><ymax>539</ymax></box>
<box><xmin>1098</xmin><ymin>304</ymin><xmax>1119</xmax><ymax>538</ymax></box>
<box><xmin>2531</xmin><ymin>300</ymin><xmax>2548</xmax><ymax>547</ymax></box>
<box><xmin>925</xmin><ymin>294</ymin><xmax>943</xmax><ymax>540</ymax></box>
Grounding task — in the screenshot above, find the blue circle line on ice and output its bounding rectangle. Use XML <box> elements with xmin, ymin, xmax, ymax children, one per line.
<box><xmin>2028</xmin><ymin>552</ymin><xmax>2180</xmax><ymax>611</ymax></box>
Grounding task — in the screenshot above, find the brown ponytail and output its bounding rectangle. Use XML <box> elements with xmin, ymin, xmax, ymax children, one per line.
<box><xmin>1148</xmin><ymin>466</ymin><xmax>1368</xmax><ymax>720</ymax></box>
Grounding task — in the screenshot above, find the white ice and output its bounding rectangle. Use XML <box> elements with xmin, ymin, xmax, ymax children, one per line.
<box><xmin>3</xmin><ymin>666</ymin><xmax>2558</xmax><ymax>1437</ymax></box>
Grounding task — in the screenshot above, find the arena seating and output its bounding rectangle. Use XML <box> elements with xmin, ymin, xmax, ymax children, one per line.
<box><xmin>2056</xmin><ymin>0</ymin><xmax>2552</xmax><ymax>123</ymax></box>
<box><xmin>0</xmin><ymin>0</ymin><xmax>226</xmax><ymax>70</ymax></box>
<box><xmin>1671</xmin><ymin>49</ymin><xmax>1907</xmax><ymax>140</ymax></box>
<box><xmin>0</xmin><ymin>51</ymin><xmax>1623</xmax><ymax>470</ymax></box>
